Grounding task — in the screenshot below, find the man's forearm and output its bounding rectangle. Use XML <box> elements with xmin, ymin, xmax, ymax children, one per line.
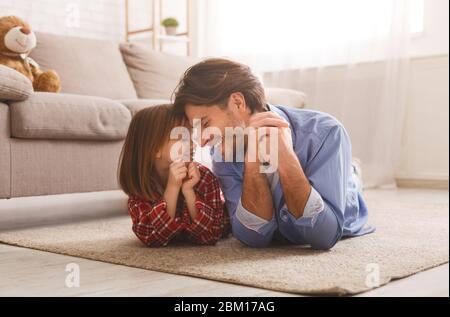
<box><xmin>241</xmin><ymin>161</ymin><xmax>274</xmax><ymax>221</ymax></box>
<box><xmin>278</xmin><ymin>147</ymin><xmax>311</xmax><ymax>219</ymax></box>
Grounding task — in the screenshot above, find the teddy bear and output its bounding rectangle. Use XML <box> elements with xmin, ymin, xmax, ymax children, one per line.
<box><xmin>0</xmin><ymin>15</ymin><xmax>61</xmax><ymax>93</ymax></box>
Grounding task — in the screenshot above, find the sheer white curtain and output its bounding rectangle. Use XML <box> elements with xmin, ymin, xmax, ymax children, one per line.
<box><xmin>197</xmin><ymin>0</ymin><xmax>419</xmax><ymax>188</ymax></box>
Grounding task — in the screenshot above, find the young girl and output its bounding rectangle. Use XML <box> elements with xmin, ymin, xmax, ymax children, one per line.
<box><xmin>118</xmin><ymin>104</ymin><xmax>230</xmax><ymax>247</ymax></box>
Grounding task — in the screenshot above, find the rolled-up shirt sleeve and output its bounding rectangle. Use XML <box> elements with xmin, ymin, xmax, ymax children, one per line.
<box><xmin>235</xmin><ymin>199</ymin><xmax>277</xmax><ymax>235</ymax></box>
<box><xmin>282</xmin><ymin>125</ymin><xmax>351</xmax><ymax>232</ymax></box>
<box><xmin>281</xmin><ymin>186</ymin><xmax>325</xmax><ymax>228</ymax></box>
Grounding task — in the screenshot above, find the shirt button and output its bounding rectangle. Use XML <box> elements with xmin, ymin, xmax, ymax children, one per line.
<box><xmin>281</xmin><ymin>214</ymin><xmax>288</xmax><ymax>222</ymax></box>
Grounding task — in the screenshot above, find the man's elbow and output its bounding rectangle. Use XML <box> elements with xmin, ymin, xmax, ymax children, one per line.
<box><xmin>308</xmin><ymin>223</ymin><xmax>341</xmax><ymax>250</ymax></box>
<box><xmin>310</xmin><ymin>236</ymin><xmax>338</xmax><ymax>250</ymax></box>
<box><xmin>231</xmin><ymin>217</ymin><xmax>274</xmax><ymax>248</ymax></box>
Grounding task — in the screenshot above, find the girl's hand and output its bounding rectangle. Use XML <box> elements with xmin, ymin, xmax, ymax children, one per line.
<box><xmin>167</xmin><ymin>160</ymin><xmax>187</xmax><ymax>189</ymax></box>
<box><xmin>182</xmin><ymin>162</ymin><xmax>200</xmax><ymax>192</ymax></box>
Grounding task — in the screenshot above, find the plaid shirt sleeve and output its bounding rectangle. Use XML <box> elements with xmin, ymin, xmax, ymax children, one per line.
<box><xmin>128</xmin><ymin>196</ymin><xmax>183</xmax><ymax>247</ymax></box>
<box><xmin>184</xmin><ymin>164</ymin><xmax>231</xmax><ymax>245</ymax></box>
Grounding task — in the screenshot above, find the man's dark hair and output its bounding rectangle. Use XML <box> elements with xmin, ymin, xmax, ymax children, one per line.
<box><xmin>173</xmin><ymin>58</ymin><xmax>266</xmax><ymax>114</ymax></box>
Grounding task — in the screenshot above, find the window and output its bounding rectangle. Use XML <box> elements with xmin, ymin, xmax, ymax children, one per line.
<box><xmin>209</xmin><ymin>0</ymin><xmax>424</xmax><ymax>57</ymax></box>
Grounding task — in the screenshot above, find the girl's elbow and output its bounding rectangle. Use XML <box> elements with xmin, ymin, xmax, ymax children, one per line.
<box><xmin>134</xmin><ymin>232</ymin><xmax>168</xmax><ymax>247</ymax></box>
<box><xmin>197</xmin><ymin>232</ymin><xmax>222</xmax><ymax>245</ymax></box>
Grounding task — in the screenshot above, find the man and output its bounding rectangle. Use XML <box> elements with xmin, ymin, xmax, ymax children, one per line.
<box><xmin>174</xmin><ymin>58</ymin><xmax>374</xmax><ymax>250</ymax></box>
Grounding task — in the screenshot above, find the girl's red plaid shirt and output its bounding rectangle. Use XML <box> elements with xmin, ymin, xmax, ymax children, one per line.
<box><xmin>127</xmin><ymin>164</ymin><xmax>231</xmax><ymax>247</ymax></box>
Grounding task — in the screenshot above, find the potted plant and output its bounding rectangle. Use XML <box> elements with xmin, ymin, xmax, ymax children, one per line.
<box><xmin>161</xmin><ymin>17</ymin><xmax>179</xmax><ymax>36</ymax></box>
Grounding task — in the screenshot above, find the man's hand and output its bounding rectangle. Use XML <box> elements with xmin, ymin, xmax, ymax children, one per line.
<box><xmin>239</xmin><ymin>112</ymin><xmax>289</xmax><ymax>222</ymax></box>
<box><xmin>247</xmin><ymin>111</ymin><xmax>294</xmax><ymax>165</ymax></box>
<box><xmin>248</xmin><ymin>111</ymin><xmax>311</xmax><ymax>220</ymax></box>
<box><xmin>248</xmin><ymin>111</ymin><xmax>289</xmax><ymax>129</ymax></box>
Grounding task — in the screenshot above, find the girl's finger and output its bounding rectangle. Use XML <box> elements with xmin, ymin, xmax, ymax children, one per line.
<box><xmin>170</xmin><ymin>162</ymin><xmax>185</xmax><ymax>170</ymax></box>
<box><xmin>175</xmin><ymin>166</ymin><xmax>187</xmax><ymax>174</ymax></box>
<box><xmin>174</xmin><ymin>165</ymin><xmax>187</xmax><ymax>172</ymax></box>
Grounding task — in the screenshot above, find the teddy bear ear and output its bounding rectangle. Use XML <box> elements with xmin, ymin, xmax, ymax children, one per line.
<box><xmin>0</xmin><ymin>15</ymin><xmax>22</xmax><ymax>26</ymax></box>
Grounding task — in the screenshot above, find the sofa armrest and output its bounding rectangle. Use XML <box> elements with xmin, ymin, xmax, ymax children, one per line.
<box><xmin>10</xmin><ymin>92</ymin><xmax>132</xmax><ymax>141</ymax></box>
<box><xmin>265</xmin><ymin>87</ymin><xmax>307</xmax><ymax>109</ymax></box>
<box><xmin>0</xmin><ymin>65</ymin><xmax>33</xmax><ymax>102</ymax></box>
<box><xmin>0</xmin><ymin>102</ymin><xmax>11</xmax><ymax>198</ymax></box>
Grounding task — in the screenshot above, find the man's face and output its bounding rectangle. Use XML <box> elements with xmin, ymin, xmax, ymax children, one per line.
<box><xmin>184</xmin><ymin>97</ymin><xmax>248</xmax><ymax>157</ymax></box>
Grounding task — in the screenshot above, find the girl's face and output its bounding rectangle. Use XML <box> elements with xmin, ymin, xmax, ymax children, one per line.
<box><xmin>156</xmin><ymin>130</ymin><xmax>196</xmax><ymax>165</ymax></box>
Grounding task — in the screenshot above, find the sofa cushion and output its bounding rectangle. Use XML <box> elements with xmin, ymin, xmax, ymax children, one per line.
<box><xmin>119</xmin><ymin>99</ymin><xmax>170</xmax><ymax>116</ymax></box>
<box><xmin>265</xmin><ymin>87</ymin><xmax>306</xmax><ymax>109</ymax></box>
<box><xmin>120</xmin><ymin>43</ymin><xmax>196</xmax><ymax>100</ymax></box>
<box><xmin>0</xmin><ymin>65</ymin><xmax>33</xmax><ymax>102</ymax></box>
<box><xmin>10</xmin><ymin>92</ymin><xmax>132</xmax><ymax>141</ymax></box>
<box><xmin>30</xmin><ymin>33</ymin><xmax>137</xmax><ymax>100</ymax></box>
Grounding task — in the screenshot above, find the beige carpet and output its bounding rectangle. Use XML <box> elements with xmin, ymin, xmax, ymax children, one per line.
<box><xmin>0</xmin><ymin>191</ymin><xmax>448</xmax><ymax>295</ymax></box>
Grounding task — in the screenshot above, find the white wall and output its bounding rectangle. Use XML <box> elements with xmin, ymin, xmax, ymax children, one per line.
<box><xmin>409</xmin><ymin>0</ymin><xmax>449</xmax><ymax>58</ymax></box>
<box><xmin>0</xmin><ymin>0</ymin><xmax>124</xmax><ymax>41</ymax></box>
<box><xmin>397</xmin><ymin>55</ymin><xmax>449</xmax><ymax>181</ymax></box>
<box><xmin>400</xmin><ymin>0</ymin><xmax>449</xmax><ymax>183</ymax></box>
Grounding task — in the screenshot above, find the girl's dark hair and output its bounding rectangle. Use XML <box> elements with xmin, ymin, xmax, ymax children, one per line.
<box><xmin>118</xmin><ymin>104</ymin><xmax>183</xmax><ymax>201</ymax></box>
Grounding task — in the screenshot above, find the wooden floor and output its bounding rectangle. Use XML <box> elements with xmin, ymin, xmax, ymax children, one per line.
<box><xmin>0</xmin><ymin>188</ymin><xmax>448</xmax><ymax>297</ymax></box>
<box><xmin>0</xmin><ymin>243</ymin><xmax>448</xmax><ymax>297</ymax></box>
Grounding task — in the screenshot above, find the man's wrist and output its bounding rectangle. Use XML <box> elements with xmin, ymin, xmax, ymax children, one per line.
<box><xmin>244</xmin><ymin>159</ymin><xmax>263</xmax><ymax>177</ymax></box>
<box><xmin>277</xmin><ymin>144</ymin><xmax>299</xmax><ymax>174</ymax></box>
